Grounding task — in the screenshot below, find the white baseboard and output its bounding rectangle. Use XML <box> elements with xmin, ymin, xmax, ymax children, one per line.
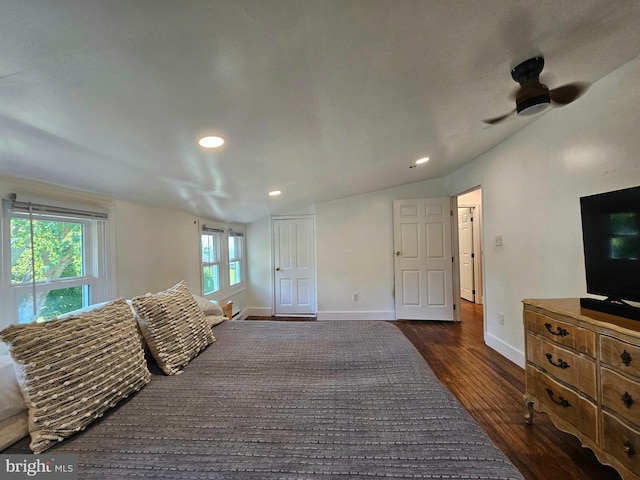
<box><xmin>245</xmin><ymin>308</ymin><xmax>396</xmax><ymax>320</ymax></box>
<box><xmin>317</xmin><ymin>311</ymin><xmax>395</xmax><ymax>321</ymax></box>
<box><xmin>244</xmin><ymin>307</ymin><xmax>272</xmax><ymax>317</ymax></box>
<box><xmin>234</xmin><ymin>308</ymin><xmax>249</xmax><ymax>320</ymax></box>
<box><xmin>485</xmin><ymin>332</ymin><xmax>525</xmax><ymax>368</ymax></box>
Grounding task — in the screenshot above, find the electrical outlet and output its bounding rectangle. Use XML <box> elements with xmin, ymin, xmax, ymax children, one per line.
<box><xmin>495</xmin><ymin>235</ymin><xmax>503</xmax><ymax>246</ymax></box>
<box><xmin>352</xmin><ymin>293</ymin><xmax>358</xmax><ymax>301</ymax></box>
<box><xmin>498</xmin><ymin>312</ymin><xmax>505</xmax><ymax>325</ymax></box>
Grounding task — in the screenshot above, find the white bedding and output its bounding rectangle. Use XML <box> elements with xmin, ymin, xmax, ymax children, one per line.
<box><xmin>0</xmin><ymin>355</ymin><xmax>28</xmax><ymax>450</ymax></box>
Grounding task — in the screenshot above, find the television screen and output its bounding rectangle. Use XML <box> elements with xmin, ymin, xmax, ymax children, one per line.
<box><xmin>580</xmin><ymin>185</ymin><xmax>640</xmax><ymax>304</ymax></box>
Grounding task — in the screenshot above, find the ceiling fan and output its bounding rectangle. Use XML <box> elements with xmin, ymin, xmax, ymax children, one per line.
<box><xmin>483</xmin><ymin>56</ymin><xmax>587</xmax><ymax>125</ymax></box>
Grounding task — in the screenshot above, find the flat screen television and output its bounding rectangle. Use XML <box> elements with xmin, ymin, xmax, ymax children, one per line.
<box><xmin>580</xmin><ymin>185</ymin><xmax>640</xmax><ymax>320</ymax></box>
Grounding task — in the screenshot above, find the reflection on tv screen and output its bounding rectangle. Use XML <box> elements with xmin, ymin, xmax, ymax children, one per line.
<box><xmin>609</xmin><ymin>212</ymin><xmax>640</xmax><ymax>260</ymax></box>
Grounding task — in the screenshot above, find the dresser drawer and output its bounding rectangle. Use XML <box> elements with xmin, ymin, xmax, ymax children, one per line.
<box><xmin>525</xmin><ymin>311</ymin><xmax>595</xmax><ymax>356</ymax></box>
<box><xmin>602</xmin><ymin>335</ymin><xmax>640</xmax><ymax>377</ymax></box>
<box><xmin>527</xmin><ymin>333</ymin><xmax>597</xmax><ymax>400</ymax></box>
<box><xmin>526</xmin><ymin>365</ymin><xmax>598</xmax><ymax>443</ymax></box>
<box><xmin>603</xmin><ymin>412</ymin><xmax>640</xmax><ymax>477</ymax></box>
<box><xmin>524</xmin><ymin>299</ymin><xmax>640</xmax><ymax>480</ymax></box>
<box><xmin>602</xmin><ymin>367</ymin><xmax>640</xmax><ymax>427</ymax></box>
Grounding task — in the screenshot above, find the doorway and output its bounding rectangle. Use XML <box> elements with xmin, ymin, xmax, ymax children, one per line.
<box><xmin>456</xmin><ymin>188</ymin><xmax>484</xmax><ymax>313</ymax></box>
<box><xmin>458</xmin><ymin>206</ymin><xmax>475</xmax><ymax>302</ymax></box>
<box><xmin>272</xmin><ymin>216</ymin><xmax>317</xmax><ymax>316</ymax></box>
<box><xmin>393</xmin><ymin>198</ymin><xmax>455</xmax><ymax>321</ymax></box>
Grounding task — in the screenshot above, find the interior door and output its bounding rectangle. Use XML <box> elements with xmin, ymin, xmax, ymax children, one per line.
<box><xmin>273</xmin><ymin>217</ymin><xmax>316</xmax><ymax>316</ymax></box>
<box><xmin>458</xmin><ymin>207</ymin><xmax>475</xmax><ymax>302</ymax></box>
<box><xmin>393</xmin><ymin>198</ymin><xmax>454</xmax><ymax>321</ymax></box>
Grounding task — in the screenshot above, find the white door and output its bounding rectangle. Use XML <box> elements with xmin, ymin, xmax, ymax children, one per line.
<box><xmin>393</xmin><ymin>198</ymin><xmax>454</xmax><ymax>321</ymax></box>
<box><xmin>458</xmin><ymin>207</ymin><xmax>475</xmax><ymax>302</ymax></box>
<box><xmin>273</xmin><ymin>217</ymin><xmax>316</xmax><ymax>316</ymax></box>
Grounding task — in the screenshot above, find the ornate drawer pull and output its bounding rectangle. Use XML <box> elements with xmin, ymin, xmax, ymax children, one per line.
<box><xmin>623</xmin><ymin>441</ymin><xmax>635</xmax><ymax>458</ymax></box>
<box><xmin>622</xmin><ymin>392</ymin><xmax>635</xmax><ymax>409</ymax></box>
<box><xmin>544</xmin><ymin>323</ymin><xmax>569</xmax><ymax>337</ymax></box>
<box><xmin>621</xmin><ymin>350</ymin><xmax>633</xmax><ymax>367</ymax></box>
<box><xmin>545</xmin><ymin>353</ymin><xmax>570</xmax><ymax>369</ymax></box>
<box><xmin>545</xmin><ymin>388</ymin><xmax>571</xmax><ymax>408</ymax></box>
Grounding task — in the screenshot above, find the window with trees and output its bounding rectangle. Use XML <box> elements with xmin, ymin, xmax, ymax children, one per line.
<box><xmin>3</xmin><ymin>197</ymin><xmax>110</xmax><ymax>326</ymax></box>
<box><xmin>228</xmin><ymin>229</ymin><xmax>244</xmax><ymax>287</ymax></box>
<box><xmin>200</xmin><ymin>223</ymin><xmax>245</xmax><ymax>299</ymax></box>
<box><xmin>201</xmin><ymin>226</ymin><xmax>223</xmax><ymax>295</ymax></box>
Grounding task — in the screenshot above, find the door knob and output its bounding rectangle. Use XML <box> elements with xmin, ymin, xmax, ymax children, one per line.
<box><xmin>275</xmin><ymin>267</ymin><xmax>281</xmax><ymax>271</ymax></box>
<box><xmin>395</xmin><ymin>251</ymin><xmax>401</xmax><ymax>256</ymax></box>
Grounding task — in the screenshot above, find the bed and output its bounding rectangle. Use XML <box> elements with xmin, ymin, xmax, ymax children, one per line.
<box><xmin>2</xmin><ymin>320</ymin><xmax>522</xmax><ymax>479</ymax></box>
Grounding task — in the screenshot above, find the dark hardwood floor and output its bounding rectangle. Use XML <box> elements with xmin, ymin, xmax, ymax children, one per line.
<box><xmin>247</xmin><ymin>303</ymin><xmax>621</xmax><ymax>479</ymax></box>
<box><xmin>394</xmin><ymin>300</ymin><xmax>621</xmax><ymax>480</ymax></box>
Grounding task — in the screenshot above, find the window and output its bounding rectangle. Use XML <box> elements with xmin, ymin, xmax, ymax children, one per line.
<box><xmin>228</xmin><ymin>229</ymin><xmax>244</xmax><ymax>287</ymax></box>
<box><xmin>201</xmin><ymin>226</ymin><xmax>223</xmax><ymax>295</ymax></box>
<box><xmin>200</xmin><ymin>223</ymin><xmax>245</xmax><ymax>298</ymax></box>
<box><xmin>3</xmin><ymin>197</ymin><xmax>110</xmax><ymax>325</ymax></box>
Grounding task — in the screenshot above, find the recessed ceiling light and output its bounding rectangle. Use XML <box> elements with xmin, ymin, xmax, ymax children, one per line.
<box><xmin>198</xmin><ymin>136</ymin><xmax>225</xmax><ymax>148</ymax></box>
<box><xmin>268</xmin><ymin>190</ymin><xmax>282</xmax><ymax>197</ymax></box>
<box><xmin>415</xmin><ymin>157</ymin><xmax>429</xmax><ymax>165</ymax></box>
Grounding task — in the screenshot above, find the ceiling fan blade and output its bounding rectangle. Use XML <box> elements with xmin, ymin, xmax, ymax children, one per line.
<box><xmin>549</xmin><ymin>83</ymin><xmax>588</xmax><ymax>105</ymax></box>
<box><xmin>482</xmin><ymin>109</ymin><xmax>516</xmax><ymax>125</ymax></box>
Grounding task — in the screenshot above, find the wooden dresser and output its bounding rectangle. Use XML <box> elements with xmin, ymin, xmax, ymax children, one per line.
<box><xmin>524</xmin><ymin>298</ymin><xmax>640</xmax><ymax>480</ymax></box>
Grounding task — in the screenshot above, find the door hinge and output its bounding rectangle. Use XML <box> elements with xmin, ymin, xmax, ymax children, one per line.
<box><xmin>452</xmin><ymin>257</ymin><xmax>454</xmax><ymax>263</ymax></box>
<box><xmin>471</xmin><ymin>253</ymin><xmax>475</xmax><ymax>258</ymax></box>
<box><xmin>453</xmin><ymin>304</ymin><xmax>456</xmax><ymax>310</ymax></box>
<box><xmin>450</xmin><ymin>210</ymin><xmax>453</xmax><ymax>216</ymax></box>
<box><xmin>472</xmin><ymin>290</ymin><xmax>476</xmax><ymax>295</ymax></box>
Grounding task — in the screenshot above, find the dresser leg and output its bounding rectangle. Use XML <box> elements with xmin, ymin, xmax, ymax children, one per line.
<box><xmin>524</xmin><ymin>400</ymin><xmax>534</xmax><ymax>424</ymax></box>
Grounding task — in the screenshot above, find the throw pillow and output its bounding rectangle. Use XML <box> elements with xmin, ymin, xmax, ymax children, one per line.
<box><xmin>132</xmin><ymin>281</ymin><xmax>215</xmax><ymax>375</ymax></box>
<box><xmin>191</xmin><ymin>294</ymin><xmax>224</xmax><ymax>316</ymax></box>
<box><xmin>0</xmin><ymin>298</ymin><xmax>150</xmax><ymax>453</ymax></box>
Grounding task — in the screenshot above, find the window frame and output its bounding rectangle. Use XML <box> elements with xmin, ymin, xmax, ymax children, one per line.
<box><xmin>199</xmin><ymin>221</ymin><xmax>246</xmax><ymax>300</ymax></box>
<box><xmin>200</xmin><ymin>225</ymin><xmax>224</xmax><ymax>296</ymax></box>
<box><xmin>1</xmin><ymin>196</ymin><xmax>112</xmax><ymax>329</ymax></box>
<box><xmin>227</xmin><ymin>227</ymin><xmax>245</xmax><ymax>292</ymax></box>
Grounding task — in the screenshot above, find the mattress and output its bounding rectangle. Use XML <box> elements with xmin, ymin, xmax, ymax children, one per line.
<box><xmin>3</xmin><ymin>320</ymin><xmax>524</xmax><ymax>479</ymax></box>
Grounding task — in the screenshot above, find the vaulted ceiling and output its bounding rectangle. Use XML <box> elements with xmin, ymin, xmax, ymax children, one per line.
<box><xmin>2</xmin><ymin>0</ymin><xmax>640</xmax><ymax>223</ymax></box>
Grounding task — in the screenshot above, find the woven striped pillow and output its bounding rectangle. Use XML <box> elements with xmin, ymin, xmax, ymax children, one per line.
<box><xmin>132</xmin><ymin>281</ymin><xmax>215</xmax><ymax>375</ymax></box>
<box><xmin>0</xmin><ymin>298</ymin><xmax>150</xmax><ymax>454</ymax></box>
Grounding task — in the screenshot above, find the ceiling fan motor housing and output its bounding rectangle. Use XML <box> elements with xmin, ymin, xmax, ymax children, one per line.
<box><xmin>512</xmin><ymin>57</ymin><xmax>551</xmax><ymax>116</ymax></box>
<box><xmin>516</xmin><ymin>89</ymin><xmax>551</xmax><ymax>115</ymax></box>
<box><xmin>483</xmin><ymin>55</ymin><xmax>584</xmax><ymax>124</ymax></box>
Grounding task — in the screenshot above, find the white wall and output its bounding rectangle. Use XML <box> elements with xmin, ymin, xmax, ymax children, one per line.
<box><xmin>113</xmin><ymin>201</ymin><xmax>201</xmax><ymax>297</ymax></box>
<box><xmin>458</xmin><ymin>189</ymin><xmax>481</xmax><ymax>206</ymax></box>
<box><xmin>246</xmin><ymin>178</ymin><xmax>448</xmax><ymax>319</ymax></box>
<box><xmin>445</xmin><ymin>55</ymin><xmax>640</xmax><ymax>365</ymax></box>
<box><xmin>4</xmin><ymin>54</ymin><xmax>640</xmax><ymax>365</ymax></box>
<box><xmin>246</xmin><ymin>215</ymin><xmax>273</xmax><ymax>316</ymax></box>
<box><xmin>246</xmin><ymin>55</ymin><xmax>640</xmax><ymax>367</ymax></box>
<box><xmin>113</xmin><ymin>201</ymin><xmax>248</xmax><ymax>313</ymax></box>
<box><xmin>0</xmin><ymin>179</ymin><xmax>248</xmax><ymax>324</ymax></box>
<box><xmin>316</xmin><ymin>179</ymin><xmax>448</xmax><ymax>319</ymax></box>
